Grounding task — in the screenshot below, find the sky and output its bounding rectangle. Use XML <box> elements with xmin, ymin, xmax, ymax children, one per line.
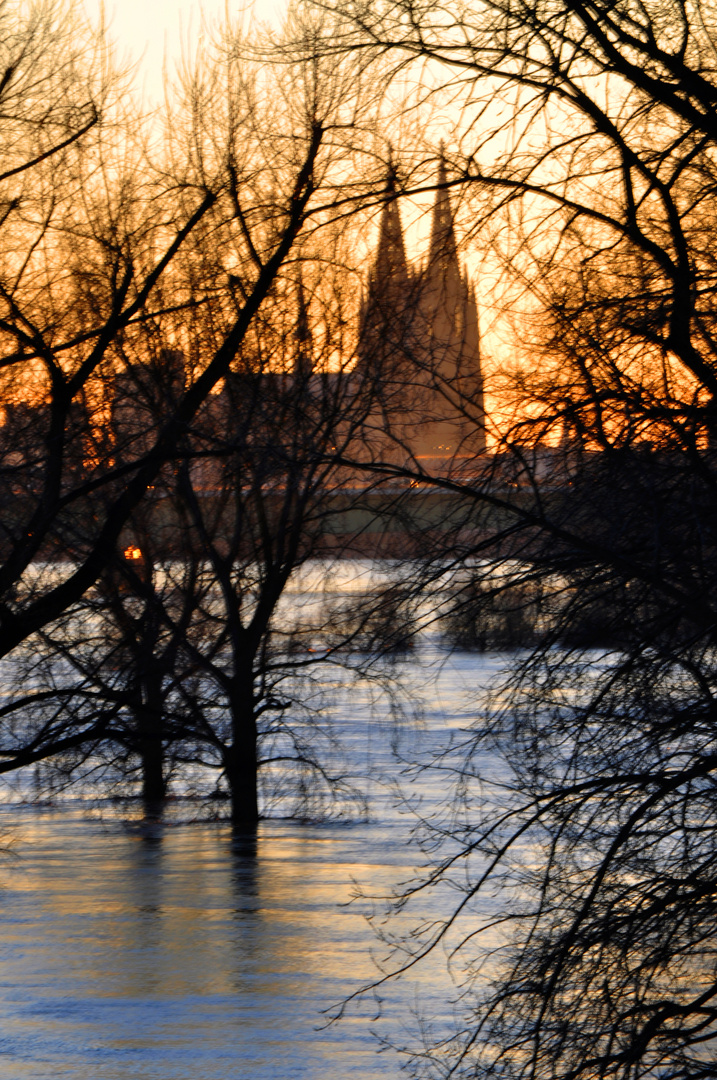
<box><xmin>84</xmin><ymin>1</ymin><xmax>287</xmax><ymax>104</ymax></box>
<box><xmin>82</xmin><ymin>0</ymin><xmax>503</xmax><ymax>376</ymax></box>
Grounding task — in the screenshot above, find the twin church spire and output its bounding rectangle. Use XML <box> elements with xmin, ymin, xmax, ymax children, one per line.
<box><xmin>358</xmin><ymin>154</ymin><xmax>485</xmax><ymax>460</ymax></box>
<box><xmin>369</xmin><ymin>153</ymin><xmax>464</xmax><ymax>291</ymax></box>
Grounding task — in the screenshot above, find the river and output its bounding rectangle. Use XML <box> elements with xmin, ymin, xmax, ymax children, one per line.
<box><xmin>0</xmin><ymin>646</ymin><xmax>503</xmax><ymax>1080</ymax></box>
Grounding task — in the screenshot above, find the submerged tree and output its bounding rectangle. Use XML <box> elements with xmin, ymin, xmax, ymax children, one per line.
<box><xmin>0</xmin><ymin>0</ymin><xmax>401</xmax><ymax>820</ymax></box>
<box><xmin>5</xmin><ymin>263</ymin><xmax>419</xmax><ymax>824</ymax></box>
<box><xmin>0</xmin><ymin>0</ymin><xmax>384</xmax><ymax>658</ymax></box>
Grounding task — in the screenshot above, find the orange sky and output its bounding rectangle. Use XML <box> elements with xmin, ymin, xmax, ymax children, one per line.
<box><xmin>84</xmin><ymin>0</ymin><xmax>287</xmax><ymax>104</ymax></box>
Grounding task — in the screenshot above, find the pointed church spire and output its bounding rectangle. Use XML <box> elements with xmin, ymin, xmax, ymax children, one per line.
<box><xmin>373</xmin><ymin>151</ymin><xmax>409</xmax><ymax>288</ymax></box>
<box><xmin>356</xmin><ymin>145</ymin><xmax>487</xmax><ymax>463</ymax></box>
<box><xmin>426</xmin><ymin>147</ymin><xmax>460</xmax><ymax>284</ymax></box>
<box><xmin>356</xmin><ymin>154</ymin><xmax>413</xmax><ymax>377</ymax></box>
<box><xmin>421</xmin><ymin>148</ymin><xmax>465</xmax><ymax>357</ymax></box>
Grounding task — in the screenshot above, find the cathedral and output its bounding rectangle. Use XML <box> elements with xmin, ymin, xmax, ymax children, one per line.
<box><xmin>357</xmin><ymin>157</ymin><xmax>486</xmax><ymax>466</ymax></box>
<box><xmin>103</xmin><ymin>157</ymin><xmax>487</xmax><ymax>494</ymax></box>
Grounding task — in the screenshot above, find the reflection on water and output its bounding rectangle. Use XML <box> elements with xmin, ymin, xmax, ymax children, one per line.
<box><xmin>0</xmin><ymin>650</ymin><xmax>500</xmax><ymax>1079</ymax></box>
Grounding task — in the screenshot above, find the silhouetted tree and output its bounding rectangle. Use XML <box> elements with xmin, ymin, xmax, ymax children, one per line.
<box><xmin>0</xmin><ymin>2</ymin><xmax>394</xmax><ymax>813</ymax></box>
<box><xmin>0</xmin><ymin>0</ymin><xmax>387</xmax><ymax>659</ymax></box>
<box><xmin>0</xmin><ymin>251</ymin><xmax>416</xmax><ymax>824</ymax></box>
<box><xmin>315</xmin><ymin>1</ymin><xmax>717</xmax><ymax>1076</ymax></box>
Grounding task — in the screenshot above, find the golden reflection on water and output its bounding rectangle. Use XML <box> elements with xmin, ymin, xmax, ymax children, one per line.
<box><xmin>0</xmin><ymin>807</ymin><xmax>431</xmax><ymax>1079</ymax></box>
<box><xmin>0</xmin><ymin>650</ymin><xmax>494</xmax><ymax>1078</ymax></box>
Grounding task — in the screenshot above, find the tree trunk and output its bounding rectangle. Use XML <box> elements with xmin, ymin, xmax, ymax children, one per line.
<box><xmin>139</xmin><ymin>724</ymin><xmax>166</xmax><ymax>809</ymax></box>
<box><xmin>225</xmin><ymin>675</ymin><xmax>259</xmax><ymax>825</ymax></box>
<box><xmin>136</xmin><ymin>671</ymin><xmax>166</xmax><ymax>812</ymax></box>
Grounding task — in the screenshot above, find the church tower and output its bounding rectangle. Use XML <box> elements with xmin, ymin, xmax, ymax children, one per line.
<box><xmin>423</xmin><ymin>155</ymin><xmax>463</xmax><ymax>345</ymax></box>
<box><xmin>421</xmin><ymin>156</ymin><xmax>480</xmax><ymax>381</ymax></box>
<box><xmin>358</xmin><ymin>155</ymin><xmax>486</xmax><ymax>464</ymax></box>
<box><xmin>357</xmin><ymin>161</ymin><xmax>418</xmax><ymax>384</ymax></box>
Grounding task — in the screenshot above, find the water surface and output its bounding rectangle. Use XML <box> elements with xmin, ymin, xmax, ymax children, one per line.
<box><xmin>0</xmin><ymin>649</ymin><xmax>500</xmax><ymax>1079</ymax></box>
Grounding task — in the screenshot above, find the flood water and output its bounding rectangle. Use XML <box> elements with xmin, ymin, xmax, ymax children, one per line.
<box><xmin>0</xmin><ymin>648</ymin><xmax>501</xmax><ymax>1079</ymax></box>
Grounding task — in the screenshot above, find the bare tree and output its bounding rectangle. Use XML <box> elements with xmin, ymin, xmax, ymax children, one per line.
<box><xmin>0</xmin><ymin>0</ymin><xmax>389</xmax><ymax>659</ymax></box>
<box><xmin>0</xmin><ymin>0</ymin><xmax>396</xmax><ymax>804</ymax></box>
<box><xmin>0</xmin><ymin>11</ymin><xmax>417</xmax><ymax>820</ymax></box>
<box><xmin>303</xmin><ymin>1</ymin><xmax>717</xmax><ymax>1077</ymax></box>
<box><xmin>1</xmin><ymin>255</ymin><xmax>425</xmax><ymax>824</ymax></box>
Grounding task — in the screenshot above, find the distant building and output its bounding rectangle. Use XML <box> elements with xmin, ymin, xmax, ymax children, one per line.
<box><xmin>356</xmin><ymin>157</ymin><xmax>486</xmax><ymax>466</ymax></box>
<box><xmin>106</xmin><ymin>159</ymin><xmax>487</xmax><ymax>494</ymax></box>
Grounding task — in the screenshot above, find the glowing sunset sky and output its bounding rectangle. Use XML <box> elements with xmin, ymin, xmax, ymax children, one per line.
<box><xmin>86</xmin><ymin>1</ymin><xmax>286</xmax><ymax>102</ymax></box>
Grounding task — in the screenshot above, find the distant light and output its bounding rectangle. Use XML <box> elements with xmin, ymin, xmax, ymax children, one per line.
<box><xmin>124</xmin><ymin>545</ymin><xmax>142</xmax><ymax>561</ymax></box>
